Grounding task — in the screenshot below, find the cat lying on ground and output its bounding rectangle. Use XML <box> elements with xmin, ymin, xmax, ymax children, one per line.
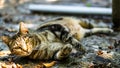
<box><xmin>1</xmin><ymin>17</ymin><xmax>113</xmax><ymax>60</ymax></box>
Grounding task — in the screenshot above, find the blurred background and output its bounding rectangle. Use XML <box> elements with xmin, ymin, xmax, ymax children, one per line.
<box><xmin>0</xmin><ymin>0</ymin><xmax>120</xmax><ymax>68</ymax></box>
<box><xmin>0</xmin><ymin>0</ymin><xmax>113</xmax><ymax>33</ymax></box>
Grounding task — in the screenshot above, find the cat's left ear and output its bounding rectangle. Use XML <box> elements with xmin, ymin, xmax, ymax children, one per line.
<box><xmin>19</xmin><ymin>22</ymin><xmax>29</xmax><ymax>34</ymax></box>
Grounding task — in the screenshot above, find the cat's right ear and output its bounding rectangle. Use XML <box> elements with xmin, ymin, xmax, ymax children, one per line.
<box><xmin>1</xmin><ymin>36</ymin><xmax>10</xmax><ymax>45</ymax></box>
<box><xmin>19</xmin><ymin>22</ymin><xmax>29</xmax><ymax>35</ymax></box>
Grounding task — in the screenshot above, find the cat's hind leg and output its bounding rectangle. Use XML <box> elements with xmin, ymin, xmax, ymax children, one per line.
<box><xmin>84</xmin><ymin>28</ymin><xmax>113</xmax><ymax>36</ymax></box>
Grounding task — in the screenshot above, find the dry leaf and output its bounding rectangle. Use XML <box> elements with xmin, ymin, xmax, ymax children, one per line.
<box><xmin>88</xmin><ymin>62</ymin><xmax>94</xmax><ymax>68</ymax></box>
<box><xmin>97</xmin><ymin>50</ymin><xmax>103</xmax><ymax>55</ymax></box>
<box><xmin>0</xmin><ymin>62</ymin><xmax>22</xmax><ymax>68</ymax></box>
<box><xmin>96</xmin><ymin>51</ymin><xmax>113</xmax><ymax>59</ymax></box>
<box><xmin>34</xmin><ymin>64</ymin><xmax>45</xmax><ymax>68</ymax></box>
<box><xmin>43</xmin><ymin>61</ymin><xmax>56</xmax><ymax>68</ymax></box>
<box><xmin>108</xmin><ymin>46</ymin><xmax>114</xmax><ymax>49</ymax></box>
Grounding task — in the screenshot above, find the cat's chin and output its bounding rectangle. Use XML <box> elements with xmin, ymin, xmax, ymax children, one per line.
<box><xmin>11</xmin><ymin>49</ymin><xmax>30</xmax><ymax>56</ymax></box>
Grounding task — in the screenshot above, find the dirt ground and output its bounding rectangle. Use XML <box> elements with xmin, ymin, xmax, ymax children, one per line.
<box><xmin>0</xmin><ymin>0</ymin><xmax>120</xmax><ymax>68</ymax></box>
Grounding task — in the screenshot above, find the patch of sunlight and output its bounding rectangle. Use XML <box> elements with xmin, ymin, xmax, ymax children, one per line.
<box><xmin>46</xmin><ymin>0</ymin><xmax>58</xmax><ymax>2</ymax></box>
<box><xmin>0</xmin><ymin>0</ymin><xmax>5</xmax><ymax>9</ymax></box>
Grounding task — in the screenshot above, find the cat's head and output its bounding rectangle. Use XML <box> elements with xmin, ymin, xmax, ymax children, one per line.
<box><xmin>1</xmin><ymin>22</ymin><xmax>33</xmax><ymax>56</ymax></box>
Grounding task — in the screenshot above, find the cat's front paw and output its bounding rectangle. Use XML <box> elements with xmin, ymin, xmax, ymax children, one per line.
<box><xmin>60</xmin><ymin>44</ymin><xmax>72</xmax><ymax>56</ymax></box>
<box><xmin>56</xmin><ymin>44</ymin><xmax>72</xmax><ymax>60</ymax></box>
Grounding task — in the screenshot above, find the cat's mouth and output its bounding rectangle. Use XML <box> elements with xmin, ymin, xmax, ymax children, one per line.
<box><xmin>11</xmin><ymin>47</ymin><xmax>30</xmax><ymax>56</ymax></box>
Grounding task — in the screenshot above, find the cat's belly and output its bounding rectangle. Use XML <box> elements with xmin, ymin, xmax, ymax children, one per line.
<box><xmin>29</xmin><ymin>42</ymin><xmax>65</xmax><ymax>60</ymax></box>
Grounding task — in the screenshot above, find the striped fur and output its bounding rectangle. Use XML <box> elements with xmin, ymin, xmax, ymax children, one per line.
<box><xmin>2</xmin><ymin>17</ymin><xmax>113</xmax><ymax>60</ymax></box>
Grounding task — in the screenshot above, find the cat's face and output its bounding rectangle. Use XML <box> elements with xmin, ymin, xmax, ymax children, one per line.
<box><xmin>1</xmin><ymin>22</ymin><xmax>32</xmax><ymax>56</ymax></box>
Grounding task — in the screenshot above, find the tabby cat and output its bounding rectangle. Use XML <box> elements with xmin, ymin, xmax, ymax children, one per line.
<box><xmin>1</xmin><ymin>17</ymin><xmax>113</xmax><ymax>60</ymax></box>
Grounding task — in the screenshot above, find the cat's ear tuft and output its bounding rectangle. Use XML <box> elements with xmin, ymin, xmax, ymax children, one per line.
<box><xmin>19</xmin><ymin>22</ymin><xmax>29</xmax><ymax>34</ymax></box>
<box><xmin>1</xmin><ymin>36</ymin><xmax>10</xmax><ymax>45</ymax></box>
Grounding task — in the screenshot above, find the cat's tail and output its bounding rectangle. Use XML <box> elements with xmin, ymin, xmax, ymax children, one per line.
<box><xmin>84</xmin><ymin>28</ymin><xmax>113</xmax><ymax>36</ymax></box>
